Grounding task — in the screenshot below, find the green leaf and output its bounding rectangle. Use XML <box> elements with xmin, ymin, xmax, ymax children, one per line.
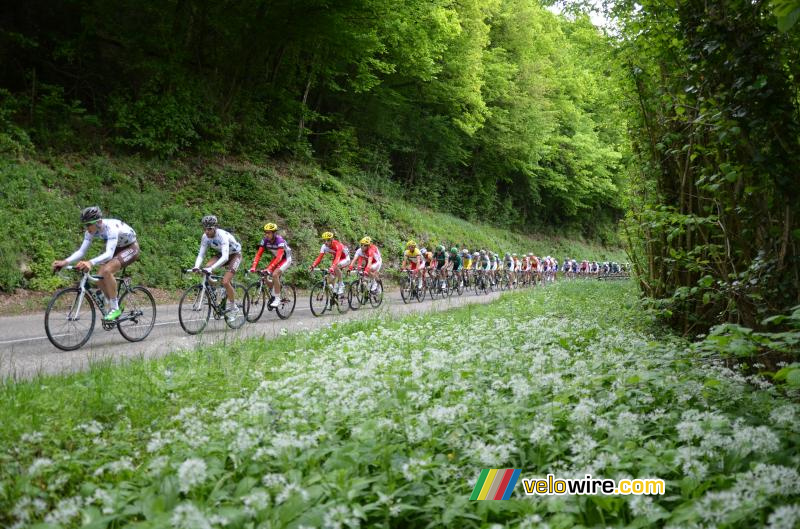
<box><xmin>787</xmin><ymin>368</ymin><xmax>800</xmax><ymax>387</ymax></box>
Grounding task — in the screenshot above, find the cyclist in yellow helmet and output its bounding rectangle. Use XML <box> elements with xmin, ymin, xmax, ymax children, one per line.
<box><xmin>401</xmin><ymin>240</ymin><xmax>424</xmax><ymax>289</ymax></box>
<box><xmin>349</xmin><ymin>236</ymin><xmax>383</xmax><ymax>293</ymax></box>
<box><xmin>249</xmin><ymin>223</ymin><xmax>292</xmax><ymax>308</ymax></box>
<box><xmin>309</xmin><ymin>231</ymin><xmax>351</xmax><ymax>295</ymax></box>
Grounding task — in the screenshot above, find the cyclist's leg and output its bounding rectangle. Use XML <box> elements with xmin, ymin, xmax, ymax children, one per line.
<box><xmin>221</xmin><ymin>253</ymin><xmax>242</xmax><ymax>306</ymax></box>
<box><xmin>97</xmin><ymin>259</ymin><xmax>121</xmax><ymax>301</ymax></box>
<box><xmin>273</xmin><ymin>257</ymin><xmax>291</xmax><ymax>296</ymax></box>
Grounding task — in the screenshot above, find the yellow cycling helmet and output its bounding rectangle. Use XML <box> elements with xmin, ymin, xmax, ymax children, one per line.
<box><xmin>263</xmin><ymin>222</ymin><xmax>278</xmax><ymax>232</ymax></box>
<box><xmin>406</xmin><ymin>240</ymin><xmax>417</xmax><ymax>248</ymax></box>
<box><xmin>321</xmin><ymin>231</ymin><xmax>334</xmax><ymax>240</ymax></box>
<box><xmin>360</xmin><ymin>236</ymin><xmax>372</xmax><ymax>245</ymax></box>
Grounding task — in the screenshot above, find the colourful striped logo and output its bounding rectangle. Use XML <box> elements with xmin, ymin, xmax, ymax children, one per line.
<box><xmin>469</xmin><ymin>469</ymin><xmax>521</xmax><ymax>500</ymax></box>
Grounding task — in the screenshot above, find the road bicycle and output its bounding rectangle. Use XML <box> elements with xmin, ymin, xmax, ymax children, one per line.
<box><xmin>498</xmin><ymin>269</ymin><xmax>513</xmax><ymax>291</ymax></box>
<box><xmin>245</xmin><ymin>270</ymin><xmax>296</xmax><ymax>322</ymax></box>
<box><xmin>400</xmin><ymin>269</ymin><xmax>426</xmax><ymax>303</ymax></box>
<box><xmin>449</xmin><ymin>269</ymin><xmax>466</xmax><ymax>296</ymax></box>
<box><xmin>347</xmin><ymin>270</ymin><xmax>384</xmax><ymax>310</ymax></box>
<box><xmin>310</xmin><ymin>269</ymin><xmax>349</xmax><ymax>316</ymax></box>
<box><xmin>426</xmin><ymin>268</ymin><xmax>451</xmax><ymax>300</ymax></box>
<box><xmin>45</xmin><ymin>265</ymin><xmax>156</xmax><ymax>351</ymax></box>
<box><xmin>473</xmin><ymin>269</ymin><xmax>490</xmax><ymax>295</ymax></box>
<box><xmin>178</xmin><ymin>269</ymin><xmax>248</xmax><ymax>334</ymax></box>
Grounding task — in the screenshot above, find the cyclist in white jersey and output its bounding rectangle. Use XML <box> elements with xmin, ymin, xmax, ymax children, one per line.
<box><xmin>193</xmin><ymin>215</ymin><xmax>243</xmax><ymax>323</ymax></box>
<box><xmin>52</xmin><ymin>206</ymin><xmax>139</xmax><ymax>321</ymax></box>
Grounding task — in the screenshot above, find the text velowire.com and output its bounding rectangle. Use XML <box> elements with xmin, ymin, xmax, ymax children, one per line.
<box><xmin>523</xmin><ymin>474</ymin><xmax>665</xmax><ymax>496</ymax></box>
<box><xmin>469</xmin><ymin>469</ymin><xmax>666</xmax><ymax>500</ymax></box>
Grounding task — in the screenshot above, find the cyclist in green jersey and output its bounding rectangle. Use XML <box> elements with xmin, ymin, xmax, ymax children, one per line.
<box><xmin>448</xmin><ymin>247</ymin><xmax>463</xmax><ymax>287</ymax></box>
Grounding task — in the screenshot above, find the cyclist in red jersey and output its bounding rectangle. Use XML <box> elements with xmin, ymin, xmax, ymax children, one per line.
<box><xmin>349</xmin><ymin>236</ymin><xmax>383</xmax><ymax>292</ymax></box>
<box><xmin>309</xmin><ymin>231</ymin><xmax>350</xmax><ymax>295</ymax></box>
<box><xmin>249</xmin><ymin>222</ymin><xmax>292</xmax><ymax>308</ymax></box>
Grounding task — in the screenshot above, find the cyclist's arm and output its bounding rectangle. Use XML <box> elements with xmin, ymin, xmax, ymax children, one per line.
<box><xmin>211</xmin><ymin>238</ymin><xmax>230</xmax><ymax>270</ymax></box>
<box><xmin>194</xmin><ymin>236</ymin><xmax>211</xmax><ymax>269</ymax></box>
<box><xmin>266</xmin><ymin>248</ymin><xmax>285</xmax><ymax>271</ymax></box>
<box><xmin>65</xmin><ymin>233</ymin><xmax>92</xmax><ymax>264</ymax></box>
<box><xmin>251</xmin><ymin>246</ymin><xmax>265</xmax><ymax>269</ymax></box>
<box><xmin>90</xmin><ymin>230</ymin><xmax>119</xmax><ymax>266</ymax></box>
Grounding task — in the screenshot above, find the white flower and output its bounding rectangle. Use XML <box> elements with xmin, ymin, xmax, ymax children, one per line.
<box><xmin>147</xmin><ymin>431</ymin><xmax>171</xmax><ymax>453</ymax></box>
<box><xmin>767</xmin><ymin>504</ymin><xmax>800</xmax><ymax>529</ymax></box>
<box><xmin>148</xmin><ymin>456</ymin><xmax>169</xmax><ymax>476</ymax></box>
<box><xmin>44</xmin><ymin>496</ymin><xmax>82</xmax><ymax>525</ymax></box>
<box><xmin>769</xmin><ymin>405</ymin><xmax>798</xmax><ymax>430</ymax></box>
<box><xmin>529</xmin><ymin>422</ymin><xmax>554</xmax><ymax>444</ymax></box>
<box><xmin>76</xmin><ymin>420</ymin><xmax>104</xmax><ymax>435</ymax></box>
<box><xmin>242</xmin><ymin>489</ymin><xmax>270</xmax><ymax>516</ymax></box>
<box><xmin>91</xmin><ymin>488</ymin><xmax>115</xmax><ymax>514</ymax></box>
<box><xmin>20</xmin><ymin>431</ymin><xmax>44</xmax><ymax>444</ymax></box>
<box><xmin>177</xmin><ymin>458</ymin><xmax>208</xmax><ymax>493</ymax></box>
<box><xmin>27</xmin><ymin>457</ymin><xmax>54</xmax><ymax>476</ymax></box>
<box><xmin>401</xmin><ymin>457</ymin><xmax>430</xmax><ymax>481</ymax></box>
<box><xmin>731</xmin><ymin>426</ymin><xmax>780</xmax><ymax>456</ymax></box>
<box><xmin>323</xmin><ymin>504</ymin><xmax>362</xmax><ymax>529</ymax></box>
<box><xmin>171</xmin><ymin>502</ymin><xmax>211</xmax><ymax>529</ymax></box>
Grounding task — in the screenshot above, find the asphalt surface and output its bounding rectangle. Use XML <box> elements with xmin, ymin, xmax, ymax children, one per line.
<box><xmin>0</xmin><ymin>287</ymin><xmax>505</xmax><ymax>381</ymax></box>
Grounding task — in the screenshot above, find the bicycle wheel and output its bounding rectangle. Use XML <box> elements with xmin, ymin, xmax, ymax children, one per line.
<box><xmin>223</xmin><ymin>283</ymin><xmax>248</xmax><ymax>329</ymax></box>
<box><xmin>334</xmin><ymin>287</ymin><xmax>350</xmax><ymax>314</ymax></box>
<box><xmin>179</xmin><ymin>284</ymin><xmax>211</xmax><ymax>335</ymax></box>
<box><xmin>400</xmin><ymin>277</ymin><xmax>413</xmax><ymax>304</ymax></box>
<box><xmin>348</xmin><ymin>280</ymin><xmax>362</xmax><ymax>311</ymax></box>
<box><xmin>357</xmin><ymin>279</ymin><xmax>370</xmax><ymax>307</ymax></box>
<box><xmin>428</xmin><ymin>276</ymin><xmax>439</xmax><ymax>300</ymax></box>
<box><xmin>245</xmin><ymin>280</ymin><xmax>266</xmax><ymax>323</ymax></box>
<box><xmin>416</xmin><ymin>279</ymin><xmax>426</xmax><ymax>302</ymax></box>
<box><xmin>310</xmin><ymin>282</ymin><xmax>328</xmax><ymax>316</ymax></box>
<box><xmin>45</xmin><ymin>287</ymin><xmax>96</xmax><ymax>351</ymax></box>
<box><xmin>275</xmin><ymin>284</ymin><xmax>296</xmax><ymax>319</ymax></box>
<box><xmin>369</xmin><ymin>280</ymin><xmax>384</xmax><ymax>308</ymax></box>
<box><xmin>117</xmin><ymin>286</ymin><xmax>156</xmax><ymax>342</ymax></box>
<box><xmin>454</xmin><ymin>274</ymin><xmax>465</xmax><ymax>296</ymax></box>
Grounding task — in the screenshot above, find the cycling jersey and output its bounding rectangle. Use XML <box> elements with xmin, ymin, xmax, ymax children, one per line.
<box><xmin>312</xmin><ymin>239</ymin><xmax>350</xmax><ymax>270</ymax></box>
<box><xmin>404</xmin><ymin>248</ymin><xmax>423</xmax><ymax>270</ymax></box>
<box><xmin>351</xmin><ymin>244</ymin><xmax>382</xmax><ymax>270</ymax></box>
<box><xmin>252</xmin><ymin>234</ymin><xmax>292</xmax><ymax>272</ymax></box>
<box><xmin>463</xmin><ymin>257</ymin><xmax>472</xmax><ymax>270</ymax></box>
<box><xmin>65</xmin><ymin>219</ymin><xmax>137</xmax><ymax>266</ymax></box>
<box><xmin>433</xmin><ymin>250</ymin><xmax>447</xmax><ymax>266</ymax></box>
<box><xmin>449</xmin><ymin>254</ymin><xmax>462</xmax><ymax>270</ymax></box>
<box><xmin>194</xmin><ymin>228</ymin><xmax>242</xmax><ymax>271</ymax></box>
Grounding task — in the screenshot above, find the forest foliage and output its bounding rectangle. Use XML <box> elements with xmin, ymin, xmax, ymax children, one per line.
<box><xmin>610</xmin><ymin>0</ymin><xmax>800</xmax><ymax>334</ymax></box>
<box><xmin>0</xmin><ymin>0</ymin><xmax>628</xmax><ymax>239</ymax></box>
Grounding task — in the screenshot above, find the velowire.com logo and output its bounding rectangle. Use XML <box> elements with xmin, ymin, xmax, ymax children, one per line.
<box><xmin>469</xmin><ymin>469</ymin><xmax>521</xmax><ymax>500</ymax></box>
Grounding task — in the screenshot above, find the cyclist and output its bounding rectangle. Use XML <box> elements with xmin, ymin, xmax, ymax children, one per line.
<box><xmin>489</xmin><ymin>252</ymin><xmax>500</xmax><ymax>286</ymax></box>
<box><xmin>52</xmin><ymin>206</ymin><xmax>139</xmax><ymax>321</ymax></box>
<box><xmin>448</xmin><ymin>247</ymin><xmax>463</xmax><ymax>286</ymax></box>
<box><xmin>192</xmin><ymin>215</ymin><xmax>243</xmax><ymax>322</ymax></box>
<box><xmin>433</xmin><ymin>245</ymin><xmax>448</xmax><ymax>287</ymax></box>
<box><xmin>349</xmin><ymin>236</ymin><xmax>382</xmax><ymax>292</ymax></box>
<box><xmin>462</xmin><ymin>249</ymin><xmax>472</xmax><ymax>270</ymax></box>
<box><xmin>249</xmin><ymin>222</ymin><xmax>292</xmax><ymax>308</ymax></box>
<box><xmin>401</xmin><ymin>240</ymin><xmax>424</xmax><ymax>290</ymax></box>
<box><xmin>310</xmin><ymin>231</ymin><xmax>350</xmax><ymax>296</ymax></box>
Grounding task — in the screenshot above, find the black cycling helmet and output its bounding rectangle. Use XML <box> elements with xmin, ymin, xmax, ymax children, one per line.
<box><xmin>80</xmin><ymin>206</ymin><xmax>102</xmax><ymax>224</ymax></box>
<box><xmin>201</xmin><ymin>215</ymin><xmax>218</xmax><ymax>228</ymax></box>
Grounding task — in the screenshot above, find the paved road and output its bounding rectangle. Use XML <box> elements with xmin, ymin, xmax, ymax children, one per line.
<box><xmin>0</xmin><ymin>288</ymin><xmax>505</xmax><ymax>381</ymax></box>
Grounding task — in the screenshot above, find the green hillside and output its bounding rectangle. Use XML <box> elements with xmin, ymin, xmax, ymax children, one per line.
<box><xmin>0</xmin><ymin>154</ymin><xmax>625</xmax><ymax>293</ymax></box>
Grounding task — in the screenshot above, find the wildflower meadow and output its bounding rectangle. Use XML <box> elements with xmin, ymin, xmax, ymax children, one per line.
<box><xmin>1</xmin><ymin>281</ymin><xmax>798</xmax><ymax>528</ymax></box>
